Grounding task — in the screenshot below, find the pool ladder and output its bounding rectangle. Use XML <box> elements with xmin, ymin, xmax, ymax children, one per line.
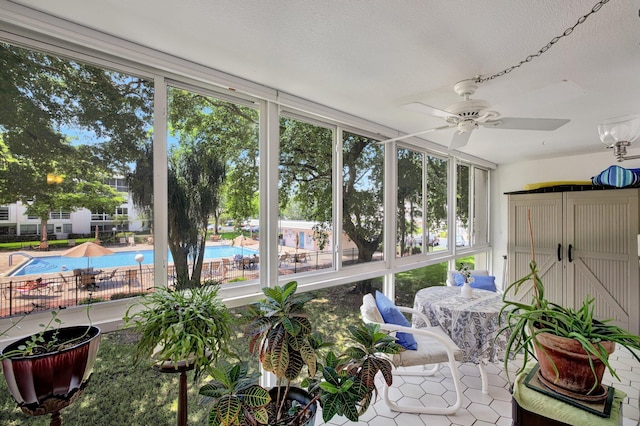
<box><xmin>8</xmin><ymin>252</ymin><xmax>34</xmax><ymax>266</ymax></box>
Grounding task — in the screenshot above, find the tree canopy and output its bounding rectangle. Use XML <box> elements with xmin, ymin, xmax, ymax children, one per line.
<box><xmin>0</xmin><ymin>43</ymin><xmax>152</xmax><ymax>236</ymax></box>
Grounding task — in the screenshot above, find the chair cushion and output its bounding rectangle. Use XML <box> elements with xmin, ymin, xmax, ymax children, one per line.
<box><xmin>361</xmin><ymin>293</ymin><xmax>384</xmax><ymax>324</ymax></box>
<box><xmin>453</xmin><ymin>274</ymin><xmax>497</xmax><ymax>292</ymax></box>
<box><xmin>391</xmin><ymin>326</ymin><xmax>463</xmax><ymax>367</ymax></box>
<box><xmin>374</xmin><ymin>291</ymin><xmax>417</xmax><ymax>350</ymax></box>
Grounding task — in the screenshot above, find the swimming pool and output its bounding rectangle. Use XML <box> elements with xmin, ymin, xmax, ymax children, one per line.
<box><xmin>8</xmin><ymin>245</ymin><xmax>258</xmax><ymax>277</ymax></box>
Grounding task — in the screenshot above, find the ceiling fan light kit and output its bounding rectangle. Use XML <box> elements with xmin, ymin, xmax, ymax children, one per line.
<box><xmin>598</xmin><ymin>115</ymin><xmax>640</xmax><ymax>162</ymax></box>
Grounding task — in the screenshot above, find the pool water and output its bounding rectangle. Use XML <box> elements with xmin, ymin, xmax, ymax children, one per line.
<box><xmin>9</xmin><ymin>245</ymin><xmax>257</xmax><ymax>277</ymax></box>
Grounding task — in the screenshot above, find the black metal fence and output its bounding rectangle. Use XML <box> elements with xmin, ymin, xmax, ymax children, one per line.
<box><xmin>0</xmin><ymin>248</ymin><xmax>381</xmax><ymax>319</ymax></box>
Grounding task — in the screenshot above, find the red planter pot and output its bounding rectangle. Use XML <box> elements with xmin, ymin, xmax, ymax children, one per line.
<box><xmin>1</xmin><ymin>325</ymin><xmax>101</xmax><ymax>409</ymax></box>
<box><xmin>534</xmin><ymin>331</ymin><xmax>615</xmax><ymax>395</ymax></box>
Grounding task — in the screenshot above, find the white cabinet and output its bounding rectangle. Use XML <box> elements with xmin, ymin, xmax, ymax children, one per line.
<box><xmin>507</xmin><ymin>189</ymin><xmax>639</xmax><ymax>334</ymax></box>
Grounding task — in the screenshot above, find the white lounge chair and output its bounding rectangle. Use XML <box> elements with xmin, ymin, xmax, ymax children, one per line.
<box><xmin>360</xmin><ymin>293</ymin><xmax>465</xmax><ymax>415</ymax></box>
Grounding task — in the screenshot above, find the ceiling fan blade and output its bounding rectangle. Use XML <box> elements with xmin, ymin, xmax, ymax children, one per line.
<box><xmin>486</xmin><ymin>117</ymin><xmax>570</xmax><ymax>131</ymax></box>
<box><xmin>403</xmin><ymin>102</ymin><xmax>456</xmax><ymax>119</ymax></box>
<box><xmin>449</xmin><ymin>130</ymin><xmax>472</xmax><ymax>149</ymax></box>
<box><xmin>377</xmin><ymin>125</ymin><xmax>451</xmax><ymax>144</ymax></box>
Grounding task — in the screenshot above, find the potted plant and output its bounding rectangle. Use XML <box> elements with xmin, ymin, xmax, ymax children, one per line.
<box><xmin>499</xmin><ymin>220</ymin><xmax>640</xmax><ymax>398</ymax></box>
<box><xmin>0</xmin><ymin>310</ymin><xmax>101</xmax><ymax>424</ymax></box>
<box><xmin>123</xmin><ymin>283</ymin><xmax>234</xmax><ymax>380</ymax></box>
<box><xmin>200</xmin><ymin>281</ymin><xmax>404</xmax><ymax>425</ymax></box>
<box><xmin>124</xmin><ymin>283</ymin><xmax>235</xmax><ymax>426</ymax></box>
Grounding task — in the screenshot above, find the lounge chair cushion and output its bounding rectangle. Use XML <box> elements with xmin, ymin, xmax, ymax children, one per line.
<box><xmin>392</xmin><ymin>326</ymin><xmax>463</xmax><ymax>367</ymax></box>
<box><xmin>374</xmin><ymin>291</ymin><xmax>417</xmax><ymax>350</ymax></box>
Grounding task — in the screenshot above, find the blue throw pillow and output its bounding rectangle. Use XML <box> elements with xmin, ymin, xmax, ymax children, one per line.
<box><xmin>592</xmin><ymin>165</ymin><xmax>640</xmax><ymax>188</ymax></box>
<box><xmin>453</xmin><ymin>273</ymin><xmax>497</xmax><ymax>292</ymax></box>
<box><xmin>374</xmin><ymin>291</ymin><xmax>417</xmax><ymax>350</ymax></box>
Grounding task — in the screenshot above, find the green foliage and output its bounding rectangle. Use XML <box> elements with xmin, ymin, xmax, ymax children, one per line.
<box><xmin>110</xmin><ymin>292</ymin><xmax>147</xmax><ymax>300</ymax></box>
<box><xmin>246</xmin><ymin>281</ymin><xmax>317</xmax><ymax>381</ymax></box>
<box><xmin>123</xmin><ymin>286</ymin><xmax>234</xmax><ymax>380</ymax></box>
<box><xmin>499</xmin><ymin>260</ymin><xmax>640</xmax><ymax>391</ymax></box>
<box><xmin>342</xmin><ymin>132</ymin><xmax>385</xmax><ymax>263</ymax></box>
<box><xmin>316</xmin><ymin>323</ymin><xmax>403</xmax><ymax>422</ymax></box>
<box><xmin>199</xmin><ymin>362</ymin><xmax>271</xmax><ymax>426</ymax></box>
<box><xmin>236</xmin><ymin>281</ymin><xmax>403</xmax><ymax>425</ymax></box>
<box><xmin>0</xmin><ymin>42</ymin><xmax>151</xmax><ymax>231</ymax></box>
<box><xmin>78</xmin><ymin>296</ymin><xmax>106</xmax><ymax>305</ymax></box>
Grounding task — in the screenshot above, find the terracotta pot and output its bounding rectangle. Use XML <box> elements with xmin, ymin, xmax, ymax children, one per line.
<box><xmin>534</xmin><ymin>331</ymin><xmax>615</xmax><ymax>395</ymax></box>
<box><xmin>1</xmin><ymin>326</ymin><xmax>101</xmax><ymax>409</ymax></box>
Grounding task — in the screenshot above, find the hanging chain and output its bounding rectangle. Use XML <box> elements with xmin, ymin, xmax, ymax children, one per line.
<box><xmin>475</xmin><ymin>0</ymin><xmax>610</xmax><ymax>84</ymax></box>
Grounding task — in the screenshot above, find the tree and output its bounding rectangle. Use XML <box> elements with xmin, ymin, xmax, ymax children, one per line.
<box><xmin>342</xmin><ymin>131</ymin><xmax>385</xmax><ymax>264</ymax></box>
<box><xmin>0</xmin><ymin>43</ymin><xmax>152</xmax><ymax>240</ymax></box>
<box><xmin>279</xmin><ymin>123</ymin><xmax>385</xmax><ymax>271</ymax></box>
<box><xmin>129</xmin><ymin>87</ymin><xmax>257</xmax><ymax>286</ymax></box>
<box><xmin>425</xmin><ymin>156</ymin><xmax>448</xmax><ymax>235</ymax></box>
<box><xmin>168</xmin><ymin>143</ymin><xmax>226</xmax><ymax>287</ymax></box>
<box><xmin>396</xmin><ymin>149</ymin><xmax>423</xmax><ymax>256</ymax></box>
<box><xmin>167</xmin><ymin>88</ymin><xmax>259</xmax><ymax>226</ymax></box>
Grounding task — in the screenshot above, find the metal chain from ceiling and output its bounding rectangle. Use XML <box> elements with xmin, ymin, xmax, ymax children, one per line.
<box><xmin>475</xmin><ymin>0</ymin><xmax>610</xmax><ymax>84</ymax></box>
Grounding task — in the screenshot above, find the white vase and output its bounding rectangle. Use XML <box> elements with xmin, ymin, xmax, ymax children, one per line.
<box><xmin>461</xmin><ymin>280</ymin><xmax>473</xmax><ymax>298</ymax></box>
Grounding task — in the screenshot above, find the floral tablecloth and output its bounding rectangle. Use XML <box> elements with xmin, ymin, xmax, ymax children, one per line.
<box><xmin>412</xmin><ymin>286</ymin><xmax>510</xmax><ymax>364</ymax></box>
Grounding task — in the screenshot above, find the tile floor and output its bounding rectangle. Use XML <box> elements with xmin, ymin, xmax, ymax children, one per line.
<box><xmin>319</xmin><ymin>347</ymin><xmax>640</xmax><ymax>426</ymax></box>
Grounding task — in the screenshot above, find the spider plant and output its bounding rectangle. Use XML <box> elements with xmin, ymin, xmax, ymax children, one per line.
<box><xmin>499</xmin><ymin>212</ymin><xmax>640</xmax><ymax>393</ymax></box>
<box><xmin>123</xmin><ymin>284</ymin><xmax>234</xmax><ymax>380</ymax></box>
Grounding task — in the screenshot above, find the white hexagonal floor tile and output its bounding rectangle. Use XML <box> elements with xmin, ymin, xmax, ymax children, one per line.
<box><xmin>314</xmin><ymin>354</ymin><xmax>639</xmax><ymax>425</ymax></box>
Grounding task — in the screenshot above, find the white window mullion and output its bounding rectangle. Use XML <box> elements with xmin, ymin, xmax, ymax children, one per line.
<box><xmin>152</xmin><ymin>75</ymin><xmax>169</xmax><ymax>288</ymax></box>
<box><xmin>260</xmin><ymin>99</ymin><xmax>280</xmax><ymax>288</ymax></box>
<box><xmin>334</xmin><ymin>128</ymin><xmax>344</xmax><ymax>271</ymax></box>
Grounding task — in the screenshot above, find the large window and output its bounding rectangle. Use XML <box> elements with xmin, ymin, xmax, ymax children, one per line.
<box><xmin>0</xmin><ymin>42</ymin><xmax>154</xmax><ymax>244</ymax></box>
<box><xmin>397</xmin><ymin>148</ymin><xmax>423</xmax><ymax>257</ymax></box>
<box><xmin>456</xmin><ymin>162</ymin><xmax>471</xmax><ymax>249</ymax></box>
<box><xmin>342</xmin><ymin>131</ymin><xmax>385</xmax><ymax>266</ymax></box>
<box><xmin>473</xmin><ymin>167</ymin><xmax>489</xmax><ymax>246</ymax></box>
<box><xmin>0</xmin><ymin>24</ymin><xmax>494</xmax><ymax>310</ymax></box>
<box><xmin>145</xmin><ymin>85</ymin><xmax>260</xmax><ymax>287</ymax></box>
<box><xmin>425</xmin><ymin>155</ymin><xmax>448</xmax><ymax>252</ymax></box>
<box><xmin>279</xmin><ymin>115</ymin><xmax>334</xmax><ymax>276</ymax></box>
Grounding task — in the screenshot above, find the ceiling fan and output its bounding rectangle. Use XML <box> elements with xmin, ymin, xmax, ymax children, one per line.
<box><xmin>381</xmin><ymin>79</ymin><xmax>570</xmax><ymax>149</ymax></box>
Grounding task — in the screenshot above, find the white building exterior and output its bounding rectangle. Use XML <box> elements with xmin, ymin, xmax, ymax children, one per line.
<box><xmin>0</xmin><ymin>178</ymin><xmax>145</xmax><ymax>240</ymax></box>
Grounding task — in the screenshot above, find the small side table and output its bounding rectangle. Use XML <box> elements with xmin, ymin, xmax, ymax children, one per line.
<box><xmin>511</xmin><ymin>363</ymin><xmax>625</xmax><ymax>426</ymax></box>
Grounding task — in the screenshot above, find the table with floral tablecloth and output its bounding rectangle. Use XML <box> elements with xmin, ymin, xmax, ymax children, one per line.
<box><xmin>412</xmin><ymin>286</ymin><xmax>510</xmax><ymax>364</ymax></box>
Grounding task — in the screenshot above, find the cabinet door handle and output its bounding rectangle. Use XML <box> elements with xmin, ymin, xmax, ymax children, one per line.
<box><xmin>568</xmin><ymin>244</ymin><xmax>573</xmax><ymax>262</ymax></box>
<box><xmin>557</xmin><ymin>244</ymin><xmax>562</xmax><ymax>262</ymax></box>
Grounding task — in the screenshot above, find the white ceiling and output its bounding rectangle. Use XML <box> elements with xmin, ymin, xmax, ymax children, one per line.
<box><xmin>8</xmin><ymin>0</ymin><xmax>640</xmax><ymax>164</ymax></box>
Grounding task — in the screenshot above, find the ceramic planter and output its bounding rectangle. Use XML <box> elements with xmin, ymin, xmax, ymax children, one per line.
<box><xmin>268</xmin><ymin>386</ymin><xmax>317</xmax><ymax>426</ymax></box>
<box><xmin>534</xmin><ymin>331</ymin><xmax>615</xmax><ymax>396</ymax></box>
<box><xmin>1</xmin><ymin>325</ymin><xmax>101</xmax><ymax>411</ymax></box>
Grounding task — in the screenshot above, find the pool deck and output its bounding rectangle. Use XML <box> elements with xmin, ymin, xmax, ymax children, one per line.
<box><xmin>0</xmin><ymin>236</ymin><xmax>311</xmax><ymax>280</ymax></box>
<box><xmin>0</xmin><ymin>242</ymin><xmax>156</xmax><ymax>278</ymax></box>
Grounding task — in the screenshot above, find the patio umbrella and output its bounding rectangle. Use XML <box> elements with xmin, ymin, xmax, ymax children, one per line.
<box><xmin>62</xmin><ymin>241</ymin><xmax>114</xmax><ymax>268</ymax></box>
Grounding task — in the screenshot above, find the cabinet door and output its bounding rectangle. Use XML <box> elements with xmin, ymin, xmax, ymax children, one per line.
<box><xmin>508</xmin><ymin>193</ymin><xmax>563</xmax><ymax>305</ymax></box>
<box><xmin>564</xmin><ymin>190</ymin><xmax>639</xmax><ymax>333</ymax></box>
